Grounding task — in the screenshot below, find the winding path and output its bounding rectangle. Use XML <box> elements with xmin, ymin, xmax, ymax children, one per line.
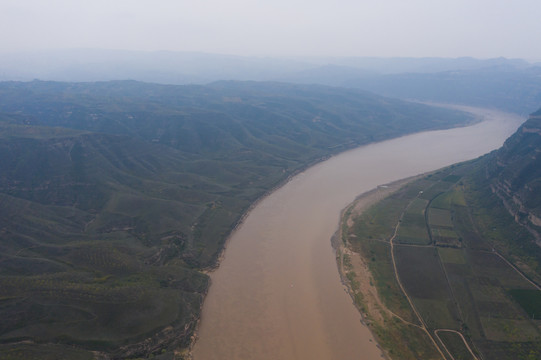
<box><xmin>387</xmin><ymin>189</ymin><xmax>479</xmax><ymax>360</ymax></box>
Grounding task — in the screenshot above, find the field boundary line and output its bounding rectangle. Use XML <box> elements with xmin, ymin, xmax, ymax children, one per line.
<box><xmin>389</xmin><ymin>192</ymin><xmax>448</xmax><ymax>360</ymax></box>
<box><xmin>435</xmin><ymin>329</ymin><xmax>479</xmax><ymax>360</ymax></box>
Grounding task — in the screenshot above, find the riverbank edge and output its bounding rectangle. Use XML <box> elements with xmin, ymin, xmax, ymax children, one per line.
<box><xmin>332</xmin><ymin>175</ymin><xmax>423</xmax><ymax>360</ymax></box>
<box><xmin>184</xmin><ymin>151</ymin><xmax>337</xmax><ymax>358</ymax></box>
<box><xmin>201</xmin><ymin>105</ymin><xmax>481</xmax><ymax>274</ymax></box>
<box><xmin>186</xmin><ymin>107</ymin><xmax>485</xmax><ymax>358</ymax></box>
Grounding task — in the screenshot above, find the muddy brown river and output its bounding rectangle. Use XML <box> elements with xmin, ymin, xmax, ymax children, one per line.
<box><xmin>192</xmin><ymin>106</ymin><xmax>524</xmax><ymax>360</ymax></box>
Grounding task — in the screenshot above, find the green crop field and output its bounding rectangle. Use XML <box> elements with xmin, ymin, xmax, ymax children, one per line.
<box><xmin>438</xmin><ymin>248</ymin><xmax>467</xmax><ymax>264</ymax></box>
<box><xmin>429</xmin><ymin>208</ymin><xmax>454</xmax><ymax>228</ymax></box>
<box><xmin>509</xmin><ymin>289</ymin><xmax>541</xmax><ymax>320</ymax></box>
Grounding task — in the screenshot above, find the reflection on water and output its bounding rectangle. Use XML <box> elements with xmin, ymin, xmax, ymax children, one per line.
<box><xmin>193</xmin><ymin>107</ymin><xmax>523</xmax><ymax>360</ymax></box>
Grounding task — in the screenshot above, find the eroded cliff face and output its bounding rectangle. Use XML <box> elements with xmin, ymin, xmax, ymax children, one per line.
<box><xmin>489</xmin><ymin>110</ymin><xmax>541</xmax><ymax>243</ymax></box>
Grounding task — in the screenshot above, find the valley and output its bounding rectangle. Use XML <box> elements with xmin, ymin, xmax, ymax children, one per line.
<box><xmin>0</xmin><ymin>80</ymin><xmax>476</xmax><ymax>359</ymax></box>
<box><xmin>0</xmin><ymin>79</ymin><xmax>538</xmax><ymax>360</ymax></box>
<box><xmin>3</xmin><ymin>2</ymin><xmax>541</xmax><ymax>360</ymax></box>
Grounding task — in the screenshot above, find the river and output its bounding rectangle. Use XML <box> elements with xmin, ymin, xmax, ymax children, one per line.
<box><xmin>192</xmin><ymin>106</ymin><xmax>524</xmax><ymax>360</ymax></box>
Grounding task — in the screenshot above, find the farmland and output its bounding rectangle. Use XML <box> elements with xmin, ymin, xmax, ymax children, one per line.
<box><xmin>340</xmin><ymin>159</ymin><xmax>541</xmax><ymax>359</ymax></box>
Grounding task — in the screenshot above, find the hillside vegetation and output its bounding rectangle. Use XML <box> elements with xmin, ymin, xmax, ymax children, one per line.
<box><xmin>340</xmin><ymin>111</ymin><xmax>541</xmax><ymax>359</ymax></box>
<box><xmin>488</xmin><ymin>111</ymin><xmax>541</xmax><ymax>244</ymax></box>
<box><xmin>0</xmin><ymin>80</ymin><xmax>474</xmax><ymax>358</ymax></box>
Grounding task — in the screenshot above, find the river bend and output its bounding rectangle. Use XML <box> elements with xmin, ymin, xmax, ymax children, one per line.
<box><xmin>193</xmin><ymin>106</ymin><xmax>524</xmax><ymax>360</ymax></box>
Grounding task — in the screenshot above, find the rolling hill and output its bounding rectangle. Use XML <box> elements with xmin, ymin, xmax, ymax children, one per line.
<box><xmin>0</xmin><ymin>80</ymin><xmax>475</xmax><ymax>358</ymax></box>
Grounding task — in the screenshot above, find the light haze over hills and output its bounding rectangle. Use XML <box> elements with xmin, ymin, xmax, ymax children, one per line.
<box><xmin>0</xmin><ymin>49</ymin><xmax>536</xmax><ymax>83</ymax></box>
<box><xmin>2</xmin><ymin>49</ymin><xmax>540</xmax><ymax>114</ymax></box>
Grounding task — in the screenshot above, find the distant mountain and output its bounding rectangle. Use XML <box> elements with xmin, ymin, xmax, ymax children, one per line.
<box><xmin>3</xmin><ymin>49</ymin><xmax>540</xmax><ymax>113</ymax></box>
<box><xmin>345</xmin><ymin>66</ymin><xmax>541</xmax><ymax>114</ymax></box>
<box><xmin>0</xmin><ymin>49</ymin><xmax>314</xmax><ymax>83</ymax></box>
<box><xmin>274</xmin><ymin>64</ymin><xmax>374</xmax><ymax>86</ymax></box>
<box><xmin>293</xmin><ymin>56</ymin><xmax>532</xmax><ymax>74</ymax></box>
<box><xmin>0</xmin><ymin>80</ymin><xmax>474</xmax><ymax>358</ymax></box>
<box><xmin>0</xmin><ymin>48</ymin><xmax>534</xmax><ymax>82</ymax></box>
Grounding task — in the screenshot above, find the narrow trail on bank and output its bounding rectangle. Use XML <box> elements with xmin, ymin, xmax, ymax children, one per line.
<box><xmin>386</xmin><ymin>190</ymin><xmax>480</xmax><ymax>360</ymax></box>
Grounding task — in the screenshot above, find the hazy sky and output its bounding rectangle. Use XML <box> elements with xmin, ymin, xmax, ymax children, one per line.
<box><xmin>2</xmin><ymin>0</ymin><xmax>540</xmax><ymax>59</ymax></box>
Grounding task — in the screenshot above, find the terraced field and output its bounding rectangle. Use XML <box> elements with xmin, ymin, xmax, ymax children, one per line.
<box><xmin>341</xmin><ymin>161</ymin><xmax>541</xmax><ymax>359</ymax></box>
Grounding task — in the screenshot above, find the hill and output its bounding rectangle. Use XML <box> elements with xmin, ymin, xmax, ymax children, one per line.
<box><xmin>0</xmin><ymin>80</ymin><xmax>474</xmax><ymax>358</ymax></box>
<box><xmin>3</xmin><ymin>50</ymin><xmax>541</xmax><ymax>113</ymax></box>
<box><xmin>0</xmin><ymin>50</ymin><xmax>533</xmax><ymax>84</ymax></box>
<box><xmin>344</xmin><ymin>67</ymin><xmax>541</xmax><ymax>114</ymax></box>
<box><xmin>488</xmin><ymin>111</ymin><xmax>541</xmax><ymax>243</ymax></box>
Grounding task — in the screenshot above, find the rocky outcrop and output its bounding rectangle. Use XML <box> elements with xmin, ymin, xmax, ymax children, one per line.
<box><xmin>488</xmin><ymin>111</ymin><xmax>541</xmax><ymax>244</ymax></box>
<box><xmin>112</xmin><ymin>320</ymin><xmax>197</xmax><ymax>359</ymax></box>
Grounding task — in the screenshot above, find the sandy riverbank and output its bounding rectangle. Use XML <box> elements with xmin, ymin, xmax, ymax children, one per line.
<box><xmin>333</xmin><ymin>176</ymin><xmax>421</xmax><ymax>359</ymax></box>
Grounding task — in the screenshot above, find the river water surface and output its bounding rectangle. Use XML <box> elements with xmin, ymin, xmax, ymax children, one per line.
<box><xmin>192</xmin><ymin>106</ymin><xmax>524</xmax><ymax>360</ymax></box>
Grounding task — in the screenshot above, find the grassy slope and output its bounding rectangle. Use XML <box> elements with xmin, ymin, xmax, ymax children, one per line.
<box><xmin>0</xmin><ymin>124</ymin><xmax>209</xmax><ymax>358</ymax></box>
<box><xmin>0</xmin><ymin>80</ymin><xmax>474</xmax><ymax>358</ymax></box>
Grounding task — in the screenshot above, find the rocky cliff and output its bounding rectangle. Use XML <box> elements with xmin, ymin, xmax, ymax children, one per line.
<box><xmin>489</xmin><ymin>108</ymin><xmax>541</xmax><ymax>243</ymax></box>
